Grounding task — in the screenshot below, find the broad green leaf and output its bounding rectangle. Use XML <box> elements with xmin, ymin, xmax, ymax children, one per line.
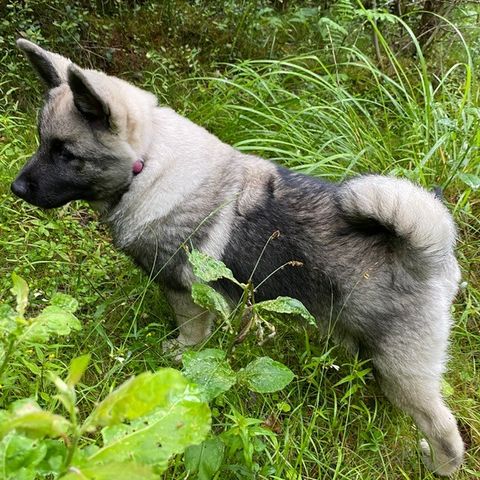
<box><xmin>9</xmin><ymin>398</ymin><xmax>39</xmax><ymax>415</ymax></box>
<box><xmin>86</xmin><ymin>368</ymin><xmax>197</xmax><ymax>428</ymax></box>
<box><xmin>0</xmin><ymin>400</ymin><xmax>70</xmax><ymax>439</ymax></box>
<box><xmin>0</xmin><ymin>432</ymin><xmax>48</xmax><ymax>480</ymax></box>
<box><xmin>18</xmin><ymin>306</ymin><xmax>81</xmax><ymax>343</ymax></box>
<box><xmin>0</xmin><ymin>304</ymin><xmax>17</xmax><ymax>338</ymax></box>
<box><xmin>458</xmin><ymin>172</ymin><xmax>480</xmax><ymax>190</ymax></box>
<box><xmin>90</xmin><ymin>401</ymin><xmax>210</xmax><ymax>471</ymax></box>
<box><xmin>11</xmin><ymin>273</ymin><xmax>28</xmax><ymax>317</ymax></box>
<box><xmin>182</xmin><ymin>349</ymin><xmax>237</xmax><ymax>401</ymax></box>
<box><xmin>187</xmin><ymin>249</ymin><xmax>236</xmax><ymax>283</ymax></box>
<box><xmin>67</xmin><ymin>354</ymin><xmax>91</xmax><ymax>386</ymax></box>
<box><xmin>62</xmin><ymin>462</ymin><xmax>158</xmax><ymax>480</ymax></box>
<box><xmin>191</xmin><ymin>283</ymin><xmax>231</xmax><ymax>321</ymax></box>
<box><xmin>85</xmin><ymin>372</ymin><xmax>210</xmax><ymax>473</ymax></box>
<box><xmin>36</xmin><ymin>439</ymin><xmax>67</xmax><ymax>476</ymax></box>
<box><xmin>238</xmin><ymin>357</ymin><xmax>294</xmax><ymax>393</ymax></box>
<box><xmin>50</xmin><ymin>293</ymin><xmax>79</xmax><ymax>313</ymax></box>
<box><xmin>184</xmin><ymin>437</ymin><xmax>225</xmax><ymax>480</ymax></box>
<box><xmin>254</xmin><ymin>296</ymin><xmax>316</xmax><ymax>326</ymax></box>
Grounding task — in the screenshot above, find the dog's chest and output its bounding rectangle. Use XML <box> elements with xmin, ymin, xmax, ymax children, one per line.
<box><xmin>110</xmin><ymin>214</ymin><xmax>204</xmax><ymax>290</ymax></box>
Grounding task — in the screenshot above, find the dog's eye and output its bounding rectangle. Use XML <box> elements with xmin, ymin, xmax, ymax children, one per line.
<box><xmin>50</xmin><ymin>138</ymin><xmax>64</xmax><ymax>154</ymax></box>
<box><xmin>50</xmin><ymin>139</ymin><xmax>75</xmax><ymax>162</ymax></box>
<box><xmin>60</xmin><ymin>148</ymin><xmax>75</xmax><ymax>162</ymax></box>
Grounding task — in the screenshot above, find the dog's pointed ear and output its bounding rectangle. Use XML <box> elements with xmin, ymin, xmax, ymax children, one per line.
<box><xmin>17</xmin><ymin>38</ymin><xmax>70</xmax><ymax>88</ymax></box>
<box><xmin>67</xmin><ymin>65</ymin><xmax>111</xmax><ymax>129</ymax></box>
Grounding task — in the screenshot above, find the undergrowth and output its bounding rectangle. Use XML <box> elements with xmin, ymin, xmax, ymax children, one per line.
<box><xmin>0</xmin><ymin>2</ymin><xmax>479</xmax><ymax>479</ymax></box>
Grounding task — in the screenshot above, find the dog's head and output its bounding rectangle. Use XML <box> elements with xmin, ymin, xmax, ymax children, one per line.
<box><xmin>11</xmin><ymin>40</ymin><xmax>157</xmax><ymax>209</ymax></box>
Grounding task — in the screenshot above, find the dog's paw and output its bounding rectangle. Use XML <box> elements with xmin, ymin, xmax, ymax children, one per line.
<box><xmin>419</xmin><ymin>438</ymin><xmax>462</xmax><ymax>477</ymax></box>
<box><xmin>162</xmin><ymin>336</ymin><xmax>191</xmax><ymax>363</ymax></box>
<box><xmin>420</xmin><ymin>439</ymin><xmax>435</xmax><ymax>471</ymax></box>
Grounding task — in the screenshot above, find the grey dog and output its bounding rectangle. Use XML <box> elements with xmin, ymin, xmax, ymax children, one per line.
<box><xmin>11</xmin><ymin>39</ymin><xmax>464</xmax><ymax>475</ymax></box>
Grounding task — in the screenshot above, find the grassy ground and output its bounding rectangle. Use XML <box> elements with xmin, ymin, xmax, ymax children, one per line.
<box><xmin>0</xmin><ymin>2</ymin><xmax>479</xmax><ymax>479</ymax></box>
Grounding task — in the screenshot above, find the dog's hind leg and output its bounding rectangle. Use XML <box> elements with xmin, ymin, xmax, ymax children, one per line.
<box><xmin>372</xmin><ymin>317</ymin><xmax>464</xmax><ymax>476</ymax></box>
<box><xmin>379</xmin><ymin>374</ymin><xmax>464</xmax><ymax>475</ymax></box>
<box><xmin>165</xmin><ymin>289</ymin><xmax>213</xmax><ymax>347</ymax></box>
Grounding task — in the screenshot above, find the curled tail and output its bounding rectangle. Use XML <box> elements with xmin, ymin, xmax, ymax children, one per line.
<box><xmin>338</xmin><ymin>175</ymin><xmax>457</xmax><ymax>276</ymax></box>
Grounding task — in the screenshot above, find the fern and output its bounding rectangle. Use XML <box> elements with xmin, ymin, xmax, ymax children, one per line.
<box><xmin>356</xmin><ymin>8</ymin><xmax>398</xmax><ymax>24</ymax></box>
<box><xmin>318</xmin><ymin>0</ymin><xmax>355</xmax><ymax>46</ymax></box>
<box><xmin>318</xmin><ymin>16</ymin><xmax>349</xmax><ymax>43</ymax></box>
<box><xmin>331</xmin><ymin>0</ymin><xmax>355</xmax><ymax>23</ymax></box>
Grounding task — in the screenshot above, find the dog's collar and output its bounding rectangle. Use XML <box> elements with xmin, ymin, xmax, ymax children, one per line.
<box><xmin>132</xmin><ymin>159</ymin><xmax>144</xmax><ymax>175</ymax></box>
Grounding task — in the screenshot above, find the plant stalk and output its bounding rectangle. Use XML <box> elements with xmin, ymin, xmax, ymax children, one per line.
<box><xmin>0</xmin><ymin>338</ymin><xmax>16</xmax><ymax>379</ymax></box>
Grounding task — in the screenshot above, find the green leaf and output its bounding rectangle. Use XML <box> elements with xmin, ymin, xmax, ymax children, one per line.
<box><xmin>238</xmin><ymin>357</ymin><xmax>294</xmax><ymax>393</ymax></box>
<box><xmin>357</xmin><ymin>8</ymin><xmax>398</xmax><ymax>24</ymax></box>
<box><xmin>50</xmin><ymin>293</ymin><xmax>79</xmax><ymax>313</ymax></box>
<box><xmin>62</xmin><ymin>462</ymin><xmax>158</xmax><ymax>480</ymax></box>
<box><xmin>84</xmin><ymin>370</ymin><xmax>210</xmax><ymax>473</ymax></box>
<box><xmin>254</xmin><ymin>296</ymin><xmax>316</xmax><ymax>326</ymax></box>
<box><xmin>333</xmin><ymin>367</ymin><xmax>371</xmax><ymax>387</ymax></box>
<box><xmin>277</xmin><ymin>401</ymin><xmax>291</xmax><ymax>413</ymax></box>
<box><xmin>182</xmin><ymin>349</ymin><xmax>237</xmax><ymax>401</ymax></box>
<box><xmin>18</xmin><ymin>306</ymin><xmax>81</xmax><ymax>343</ymax></box>
<box><xmin>191</xmin><ymin>283</ymin><xmax>231</xmax><ymax>321</ymax></box>
<box><xmin>318</xmin><ymin>16</ymin><xmax>348</xmax><ymax>37</ymax></box>
<box><xmin>36</xmin><ymin>439</ymin><xmax>67</xmax><ymax>476</ymax></box>
<box><xmin>20</xmin><ymin>358</ymin><xmax>42</xmax><ymax>375</ymax></box>
<box><xmin>0</xmin><ymin>432</ymin><xmax>48</xmax><ymax>480</ymax></box>
<box><xmin>442</xmin><ymin>379</ymin><xmax>454</xmax><ymax>398</ymax></box>
<box><xmin>51</xmin><ymin>374</ymin><xmax>75</xmax><ymax>413</ymax></box>
<box><xmin>0</xmin><ymin>304</ymin><xmax>17</xmax><ymax>338</ymax></box>
<box><xmin>11</xmin><ymin>273</ymin><xmax>28</xmax><ymax>317</ymax></box>
<box><xmin>458</xmin><ymin>172</ymin><xmax>480</xmax><ymax>190</ymax></box>
<box><xmin>67</xmin><ymin>354</ymin><xmax>91</xmax><ymax>386</ymax></box>
<box><xmin>86</xmin><ymin>368</ymin><xmax>199</xmax><ymax>428</ymax></box>
<box><xmin>184</xmin><ymin>437</ymin><xmax>225</xmax><ymax>480</ymax></box>
<box><xmin>0</xmin><ymin>400</ymin><xmax>70</xmax><ymax>439</ymax></box>
<box><xmin>340</xmin><ymin>383</ymin><xmax>360</xmax><ymax>402</ymax></box>
<box><xmin>187</xmin><ymin>248</ymin><xmax>236</xmax><ymax>283</ymax></box>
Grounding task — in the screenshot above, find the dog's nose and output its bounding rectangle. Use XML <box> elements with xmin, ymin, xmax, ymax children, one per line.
<box><xmin>11</xmin><ymin>178</ymin><xmax>29</xmax><ymax>198</ymax></box>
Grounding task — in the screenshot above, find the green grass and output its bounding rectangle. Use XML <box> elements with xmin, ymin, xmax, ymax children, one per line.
<box><xmin>1</xmin><ymin>9</ymin><xmax>479</xmax><ymax>480</ymax></box>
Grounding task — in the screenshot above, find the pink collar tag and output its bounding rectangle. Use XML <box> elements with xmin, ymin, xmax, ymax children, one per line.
<box><xmin>132</xmin><ymin>159</ymin><xmax>144</xmax><ymax>175</ymax></box>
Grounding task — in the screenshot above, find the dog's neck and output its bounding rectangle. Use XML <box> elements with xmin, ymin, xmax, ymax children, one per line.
<box><xmin>94</xmin><ymin>106</ymin><xmax>237</xmax><ymax>247</ymax></box>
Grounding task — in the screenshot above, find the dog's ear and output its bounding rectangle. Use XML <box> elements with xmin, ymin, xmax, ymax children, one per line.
<box><xmin>17</xmin><ymin>39</ymin><xmax>70</xmax><ymax>88</ymax></box>
<box><xmin>67</xmin><ymin>65</ymin><xmax>111</xmax><ymax>129</ymax></box>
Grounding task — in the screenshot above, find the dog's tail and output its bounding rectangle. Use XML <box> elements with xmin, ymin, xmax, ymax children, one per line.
<box><xmin>338</xmin><ymin>175</ymin><xmax>457</xmax><ymax>277</ymax></box>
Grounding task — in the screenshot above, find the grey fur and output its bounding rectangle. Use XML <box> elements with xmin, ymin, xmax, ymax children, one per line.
<box><xmin>11</xmin><ymin>40</ymin><xmax>464</xmax><ymax>476</ymax></box>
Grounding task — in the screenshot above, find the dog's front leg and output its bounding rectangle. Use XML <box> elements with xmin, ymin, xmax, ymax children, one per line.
<box><xmin>164</xmin><ymin>288</ymin><xmax>213</xmax><ymax>349</ymax></box>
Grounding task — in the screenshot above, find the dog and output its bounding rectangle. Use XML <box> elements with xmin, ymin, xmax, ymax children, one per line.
<box><xmin>11</xmin><ymin>39</ymin><xmax>464</xmax><ymax>475</ymax></box>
